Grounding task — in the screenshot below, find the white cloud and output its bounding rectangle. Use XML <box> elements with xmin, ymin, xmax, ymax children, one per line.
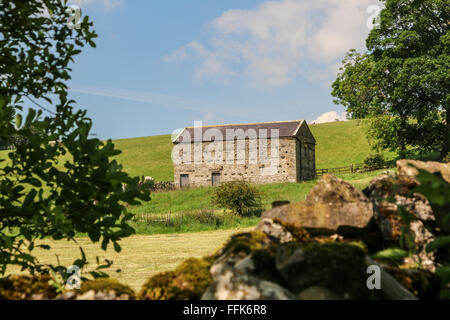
<box><xmin>166</xmin><ymin>0</ymin><xmax>382</xmax><ymax>87</ymax></box>
<box><xmin>164</xmin><ymin>41</ymin><xmax>235</xmax><ymax>83</ymax></box>
<box><xmin>312</xmin><ymin>111</ymin><xmax>348</xmax><ymax>124</ymax></box>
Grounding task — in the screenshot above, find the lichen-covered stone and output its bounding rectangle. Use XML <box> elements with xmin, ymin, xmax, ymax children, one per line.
<box><xmin>275</xmin><ymin>242</ymin><xmax>368</xmax><ymax>299</ymax></box>
<box><xmin>364</xmin><ymin>171</ymin><xmax>439</xmax><ymax>271</ymax></box>
<box><xmin>298</xmin><ymin>286</ymin><xmax>342</xmax><ymax>300</ymax></box>
<box><xmin>396</xmin><ymin>159</ymin><xmax>450</xmax><ymax>186</ymax></box>
<box><xmin>58</xmin><ymin>278</ymin><xmax>136</xmax><ymax>300</ymax></box>
<box><xmin>305</xmin><ymin>174</ymin><xmax>369</xmax><ymax>204</ymax></box>
<box><xmin>381</xmin><ymin>265</ymin><xmax>442</xmax><ymax>300</ymax></box>
<box><xmin>201</xmin><ymin>268</ymin><xmax>296</xmax><ymax>300</ymax></box>
<box><xmin>0</xmin><ymin>275</ymin><xmax>59</xmax><ymax>300</ymax></box>
<box><xmin>395</xmin><ymin>160</ymin><xmax>450</xmax><ymax>235</ymax></box>
<box><xmin>138</xmin><ymin>258</ymin><xmax>212</xmax><ymax>300</ymax></box>
<box><xmin>259</xmin><ymin>175</ymin><xmax>374</xmax><ymax>238</ymax></box>
<box><xmin>255</xmin><ymin>218</ymin><xmax>295</xmax><ymax>243</ymax></box>
<box><xmin>208</xmin><ymin>231</ymin><xmax>279</xmax><ymax>282</ymax></box>
<box><xmin>202</xmin><ymin>229</ymin><xmax>294</xmax><ymax>300</ymax></box>
<box><xmin>261</xmin><ymin>199</ymin><xmax>373</xmax><ymax>237</ymax></box>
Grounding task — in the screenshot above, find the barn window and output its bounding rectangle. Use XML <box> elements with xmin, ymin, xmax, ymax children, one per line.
<box><xmin>180</xmin><ymin>174</ymin><xmax>189</xmax><ymax>188</ymax></box>
<box><xmin>211</xmin><ymin>173</ymin><xmax>221</xmax><ymax>186</ymax></box>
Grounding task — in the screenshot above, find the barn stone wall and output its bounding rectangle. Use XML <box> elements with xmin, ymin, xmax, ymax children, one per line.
<box><xmin>173</xmin><ymin>137</ymin><xmax>310</xmax><ymax>188</ymax></box>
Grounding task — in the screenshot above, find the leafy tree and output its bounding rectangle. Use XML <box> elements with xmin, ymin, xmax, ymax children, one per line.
<box><xmin>332</xmin><ymin>0</ymin><xmax>449</xmax><ymax>157</ymax></box>
<box><xmin>212</xmin><ymin>180</ymin><xmax>262</xmax><ymax>216</ymax></box>
<box><xmin>332</xmin><ymin>51</ymin><xmax>384</xmax><ymax>120</ymax></box>
<box><xmin>0</xmin><ymin>1</ymin><xmax>150</xmax><ymax>276</ymax></box>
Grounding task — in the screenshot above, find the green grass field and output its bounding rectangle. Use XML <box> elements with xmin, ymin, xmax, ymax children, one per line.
<box><xmin>128</xmin><ymin>169</ymin><xmax>388</xmax><ymax>217</ymax></box>
<box><xmin>7</xmin><ymin>228</ymin><xmax>252</xmax><ymax>291</ymax></box>
<box><xmin>0</xmin><ymin>120</ymin><xmax>397</xmax><ymax>234</ymax></box>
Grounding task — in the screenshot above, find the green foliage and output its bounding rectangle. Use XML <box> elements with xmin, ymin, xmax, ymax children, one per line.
<box><xmin>372</xmin><ymin>248</ymin><xmax>409</xmax><ymax>265</ymax></box>
<box><xmin>212</xmin><ymin>180</ymin><xmax>262</xmax><ymax>216</ymax></box>
<box><xmin>411</xmin><ymin>168</ymin><xmax>450</xmax><ymax>207</ymax></box>
<box><xmin>364</xmin><ymin>154</ymin><xmax>388</xmax><ymax>171</ymax></box>
<box><xmin>0</xmin><ymin>1</ymin><xmax>150</xmax><ymax>276</ymax></box>
<box><xmin>331</xmin><ymin>51</ymin><xmax>383</xmax><ymax>119</ymax></box>
<box><xmin>332</xmin><ymin>0</ymin><xmax>450</xmax><ymax>157</ymax></box>
<box><xmin>436</xmin><ymin>266</ymin><xmax>450</xmax><ymax>299</ymax></box>
<box><xmin>444</xmin><ymin>153</ymin><xmax>450</xmax><ymax>162</ymax></box>
<box><xmin>426</xmin><ymin>236</ymin><xmax>450</xmax><ymax>253</ymax></box>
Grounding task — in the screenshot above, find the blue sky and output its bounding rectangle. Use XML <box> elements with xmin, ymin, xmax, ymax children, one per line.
<box><xmin>64</xmin><ymin>0</ymin><xmax>381</xmax><ymax>140</ymax></box>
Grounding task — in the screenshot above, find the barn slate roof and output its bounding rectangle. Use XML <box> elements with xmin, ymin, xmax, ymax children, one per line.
<box><xmin>173</xmin><ymin>120</ymin><xmax>313</xmax><ymax>144</ymax></box>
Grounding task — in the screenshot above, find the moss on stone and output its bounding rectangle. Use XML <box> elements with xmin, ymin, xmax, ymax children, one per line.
<box><xmin>76</xmin><ymin>278</ymin><xmax>135</xmax><ymax>299</ymax></box>
<box><xmin>301</xmin><ymin>241</ymin><xmax>366</xmax><ymax>257</ymax></box>
<box><xmin>0</xmin><ymin>274</ymin><xmax>59</xmax><ymax>300</ymax></box>
<box><xmin>277</xmin><ymin>241</ymin><xmax>369</xmax><ymax>298</ymax></box>
<box><xmin>212</xmin><ymin>231</ymin><xmax>271</xmax><ymax>259</ymax></box>
<box><xmin>273</xmin><ymin>217</ymin><xmax>310</xmax><ymax>242</ymax></box>
<box><xmin>138</xmin><ymin>257</ymin><xmax>213</xmax><ymax>300</ymax></box>
<box><xmin>383</xmin><ymin>266</ymin><xmax>441</xmax><ymax>299</ymax></box>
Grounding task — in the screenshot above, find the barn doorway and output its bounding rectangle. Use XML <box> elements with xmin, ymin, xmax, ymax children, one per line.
<box><xmin>180</xmin><ymin>174</ymin><xmax>189</xmax><ymax>188</ymax></box>
<box><xmin>211</xmin><ymin>173</ymin><xmax>221</xmax><ymax>186</ymax></box>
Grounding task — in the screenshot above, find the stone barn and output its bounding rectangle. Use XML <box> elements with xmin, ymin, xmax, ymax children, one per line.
<box><xmin>172</xmin><ymin>120</ymin><xmax>316</xmax><ymax>188</ymax></box>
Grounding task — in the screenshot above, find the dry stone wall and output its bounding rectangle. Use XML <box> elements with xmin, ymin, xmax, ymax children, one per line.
<box><xmin>173</xmin><ymin>137</ymin><xmax>300</xmax><ymax>187</ymax></box>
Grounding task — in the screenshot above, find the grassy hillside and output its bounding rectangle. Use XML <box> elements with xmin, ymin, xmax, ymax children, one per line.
<box><xmin>309</xmin><ymin>120</ymin><xmax>395</xmax><ymax>168</ymax></box>
<box><xmin>0</xmin><ymin>119</ymin><xmax>396</xmax><ymax>181</ymax></box>
<box><xmin>112</xmin><ymin>119</ymin><xmax>396</xmax><ymax>181</ymax></box>
<box><xmin>113</xmin><ymin>134</ymin><xmax>173</xmax><ymax>181</ymax></box>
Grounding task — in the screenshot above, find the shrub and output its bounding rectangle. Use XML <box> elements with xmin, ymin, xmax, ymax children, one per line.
<box><xmin>212</xmin><ymin>180</ymin><xmax>262</xmax><ymax>216</ymax></box>
<box><xmin>363</xmin><ymin>154</ymin><xmax>387</xmax><ymax>170</ymax></box>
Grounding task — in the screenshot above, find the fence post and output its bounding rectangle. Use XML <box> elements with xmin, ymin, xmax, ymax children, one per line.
<box><xmin>350</xmin><ymin>164</ymin><xmax>354</xmax><ymax>174</ymax></box>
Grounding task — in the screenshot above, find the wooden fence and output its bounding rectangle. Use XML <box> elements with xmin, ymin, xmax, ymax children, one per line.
<box><xmin>316</xmin><ymin>163</ymin><xmax>389</xmax><ymax>177</ymax></box>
